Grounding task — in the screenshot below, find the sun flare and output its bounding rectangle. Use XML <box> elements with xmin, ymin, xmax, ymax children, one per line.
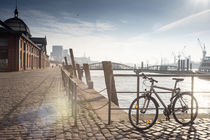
<box><xmin>194</xmin><ymin>77</ymin><xmax>210</xmax><ymax>114</ymax></box>
<box><xmin>194</xmin><ymin>0</ymin><xmax>210</xmax><ymax>5</ymax></box>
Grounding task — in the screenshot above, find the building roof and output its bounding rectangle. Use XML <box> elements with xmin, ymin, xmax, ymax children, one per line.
<box><xmin>30</xmin><ymin>37</ymin><xmax>47</xmax><ymax>45</ymax></box>
<box><xmin>0</xmin><ymin>20</ymin><xmax>16</xmax><ymax>33</ymax></box>
<box><xmin>4</xmin><ymin>17</ymin><xmax>31</xmax><ymax>37</ymax></box>
<box><xmin>31</xmin><ymin>37</ymin><xmax>47</xmax><ymax>53</ymax></box>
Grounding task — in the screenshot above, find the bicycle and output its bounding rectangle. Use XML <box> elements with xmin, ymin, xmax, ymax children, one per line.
<box><xmin>128</xmin><ymin>73</ymin><xmax>198</xmax><ymax>130</ymax></box>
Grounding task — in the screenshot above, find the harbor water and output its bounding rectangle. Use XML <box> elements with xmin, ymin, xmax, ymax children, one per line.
<box><xmin>89</xmin><ymin>70</ymin><xmax>210</xmax><ymax>114</ymax></box>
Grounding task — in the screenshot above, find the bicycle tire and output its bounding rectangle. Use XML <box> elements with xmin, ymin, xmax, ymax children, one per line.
<box><xmin>128</xmin><ymin>95</ymin><xmax>159</xmax><ymax>130</ymax></box>
<box><xmin>172</xmin><ymin>92</ymin><xmax>198</xmax><ymax>125</ymax></box>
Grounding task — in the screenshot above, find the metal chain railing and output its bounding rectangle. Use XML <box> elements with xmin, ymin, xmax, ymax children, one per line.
<box><xmin>76</xmin><ymin>85</ymin><xmax>106</xmax><ymax>94</ymax></box>
<box><xmin>76</xmin><ymin>85</ymin><xmax>109</xmax><ymax>110</ymax></box>
<box><xmin>77</xmin><ymin>95</ymin><xmax>109</xmax><ymax>111</ymax></box>
<box><xmin>61</xmin><ymin>67</ymin><xmax>110</xmax><ymax>126</ymax></box>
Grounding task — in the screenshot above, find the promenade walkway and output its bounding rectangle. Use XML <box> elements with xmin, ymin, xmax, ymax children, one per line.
<box><xmin>0</xmin><ymin>67</ymin><xmax>209</xmax><ymax>139</ymax></box>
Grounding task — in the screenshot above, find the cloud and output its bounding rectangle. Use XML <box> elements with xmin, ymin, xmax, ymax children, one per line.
<box><xmin>0</xmin><ymin>8</ymin><xmax>207</xmax><ymax>64</ymax></box>
<box><xmin>157</xmin><ymin>9</ymin><xmax>210</xmax><ymax>32</ymax></box>
<box><xmin>120</xmin><ymin>19</ymin><xmax>127</xmax><ymax>24</ymax></box>
<box><xmin>20</xmin><ymin>10</ymin><xmax>116</xmax><ymax>36</ymax></box>
<box><xmin>17</xmin><ymin>10</ymin><xmax>117</xmax><ymax>57</ymax></box>
<box><xmin>95</xmin><ymin>21</ymin><xmax>116</xmax><ymax>31</ymax></box>
<box><xmin>0</xmin><ymin>8</ymin><xmax>117</xmax><ymax>58</ymax></box>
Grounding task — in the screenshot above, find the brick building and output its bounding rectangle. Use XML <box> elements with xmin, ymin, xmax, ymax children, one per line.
<box><xmin>0</xmin><ymin>8</ymin><xmax>49</xmax><ymax>72</ymax></box>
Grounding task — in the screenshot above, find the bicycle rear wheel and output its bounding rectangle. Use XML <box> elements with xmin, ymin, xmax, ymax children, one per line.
<box><xmin>172</xmin><ymin>92</ymin><xmax>198</xmax><ymax>125</ymax></box>
<box><xmin>128</xmin><ymin>95</ymin><xmax>158</xmax><ymax>130</ymax></box>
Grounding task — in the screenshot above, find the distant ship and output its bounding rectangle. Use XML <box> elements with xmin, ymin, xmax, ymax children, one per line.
<box><xmin>197</xmin><ymin>39</ymin><xmax>210</xmax><ymax>74</ymax></box>
<box><xmin>198</xmin><ymin>56</ymin><xmax>210</xmax><ymax>74</ymax></box>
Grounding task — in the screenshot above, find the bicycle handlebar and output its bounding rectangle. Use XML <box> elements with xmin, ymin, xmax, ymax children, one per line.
<box><xmin>141</xmin><ymin>73</ymin><xmax>158</xmax><ymax>83</ymax></box>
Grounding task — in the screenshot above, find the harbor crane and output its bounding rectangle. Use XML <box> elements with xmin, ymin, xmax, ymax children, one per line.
<box><xmin>182</xmin><ymin>46</ymin><xmax>186</xmax><ymax>58</ymax></box>
<box><xmin>181</xmin><ymin>46</ymin><xmax>191</xmax><ymax>60</ymax></box>
<box><xmin>198</xmin><ymin>38</ymin><xmax>206</xmax><ymax>59</ymax></box>
<box><xmin>171</xmin><ymin>52</ymin><xmax>177</xmax><ymax>65</ymax></box>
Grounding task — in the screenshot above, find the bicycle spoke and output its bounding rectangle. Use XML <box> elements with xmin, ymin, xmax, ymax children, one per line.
<box><xmin>173</xmin><ymin>93</ymin><xmax>198</xmax><ymax>125</ymax></box>
<box><xmin>129</xmin><ymin>95</ymin><xmax>158</xmax><ymax>130</ymax></box>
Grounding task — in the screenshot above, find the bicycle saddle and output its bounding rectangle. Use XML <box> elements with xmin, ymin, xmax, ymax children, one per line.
<box><xmin>172</xmin><ymin>78</ymin><xmax>184</xmax><ymax>82</ymax></box>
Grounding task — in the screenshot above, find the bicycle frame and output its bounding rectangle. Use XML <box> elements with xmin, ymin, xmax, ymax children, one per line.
<box><xmin>146</xmin><ymin>81</ymin><xmax>181</xmax><ymax>114</ymax></box>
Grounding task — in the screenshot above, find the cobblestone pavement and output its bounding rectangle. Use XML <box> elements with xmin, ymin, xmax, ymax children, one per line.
<box><xmin>0</xmin><ymin>67</ymin><xmax>210</xmax><ymax>139</ymax></box>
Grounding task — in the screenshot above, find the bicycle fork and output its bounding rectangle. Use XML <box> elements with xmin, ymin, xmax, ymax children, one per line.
<box><xmin>140</xmin><ymin>96</ymin><xmax>151</xmax><ymax>113</ymax></box>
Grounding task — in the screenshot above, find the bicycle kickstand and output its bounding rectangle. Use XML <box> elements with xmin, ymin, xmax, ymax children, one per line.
<box><xmin>166</xmin><ymin>116</ymin><xmax>170</xmax><ymax>121</ymax></box>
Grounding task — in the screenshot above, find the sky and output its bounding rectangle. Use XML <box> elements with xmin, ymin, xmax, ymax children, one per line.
<box><xmin>0</xmin><ymin>0</ymin><xmax>210</xmax><ymax>65</ymax></box>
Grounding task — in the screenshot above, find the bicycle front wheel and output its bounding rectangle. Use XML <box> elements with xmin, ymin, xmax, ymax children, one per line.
<box><xmin>172</xmin><ymin>92</ymin><xmax>198</xmax><ymax>125</ymax></box>
<box><xmin>128</xmin><ymin>95</ymin><xmax>158</xmax><ymax>130</ymax></box>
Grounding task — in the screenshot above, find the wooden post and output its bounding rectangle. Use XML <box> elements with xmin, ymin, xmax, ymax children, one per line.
<box><xmin>178</xmin><ymin>59</ymin><xmax>180</xmax><ymax>71</ymax></box>
<box><xmin>103</xmin><ymin>61</ymin><xmax>119</xmax><ymax>124</ymax></box>
<box><xmin>181</xmin><ymin>60</ymin><xmax>184</xmax><ymax>71</ymax></box>
<box><xmin>83</xmin><ymin>63</ymin><xmax>93</xmax><ymax>89</ymax></box>
<box><xmin>183</xmin><ymin>60</ymin><xmax>185</xmax><ymax>71</ymax></box>
<box><xmin>141</xmin><ymin>61</ymin><xmax>143</xmax><ymax>69</ymax></box>
<box><xmin>187</xmin><ymin>59</ymin><xmax>189</xmax><ymax>71</ymax></box>
<box><xmin>64</xmin><ymin>56</ymin><xmax>68</xmax><ymax>65</ymax></box>
<box><xmin>67</xmin><ymin>65</ymin><xmax>74</xmax><ymax>78</ymax></box>
<box><xmin>102</xmin><ymin>61</ymin><xmax>119</xmax><ymax>106</ymax></box>
<box><xmin>180</xmin><ymin>60</ymin><xmax>182</xmax><ymax>71</ymax></box>
<box><xmin>69</xmin><ymin>48</ymin><xmax>77</xmax><ymax>78</ymax></box>
<box><xmin>76</xmin><ymin>64</ymin><xmax>82</xmax><ymax>80</ymax></box>
<box><xmin>83</xmin><ymin>63</ymin><xmax>91</xmax><ymax>84</ymax></box>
